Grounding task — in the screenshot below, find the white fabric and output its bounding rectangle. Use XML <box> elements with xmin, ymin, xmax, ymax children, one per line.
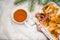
<box><xmin>0</xmin><ymin>0</ymin><xmax>47</xmax><ymax>40</ymax></box>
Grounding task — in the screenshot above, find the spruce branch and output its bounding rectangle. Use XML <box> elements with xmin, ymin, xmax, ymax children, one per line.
<box><xmin>14</xmin><ymin>0</ymin><xmax>59</xmax><ymax>12</ymax></box>
<box><xmin>29</xmin><ymin>0</ymin><xmax>35</xmax><ymax>12</ymax></box>
<box><xmin>14</xmin><ymin>0</ymin><xmax>27</xmax><ymax>5</ymax></box>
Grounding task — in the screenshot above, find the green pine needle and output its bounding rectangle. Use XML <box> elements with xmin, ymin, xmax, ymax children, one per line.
<box><xmin>14</xmin><ymin>0</ymin><xmax>60</xmax><ymax>12</ymax></box>
<box><xmin>38</xmin><ymin>0</ymin><xmax>40</xmax><ymax>4</ymax></box>
<box><xmin>29</xmin><ymin>0</ymin><xmax>35</xmax><ymax>12</ymax></box>
<box><xmin>14</xmin><ymin>0</ymin><xmax>27</xmax><ymax>5</ymax></box>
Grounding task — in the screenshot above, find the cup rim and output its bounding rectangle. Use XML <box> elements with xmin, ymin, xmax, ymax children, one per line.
<box><xmin>11</xmin><ymin>7</ymin><xmax>29</xmax><ymax>24</ymax></box>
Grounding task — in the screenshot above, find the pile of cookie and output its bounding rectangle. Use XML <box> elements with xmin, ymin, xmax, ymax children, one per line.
<box><xmin>36</xmin><ymin>2</ymin><xmax>60</xmax><ymax>40</ymax></box>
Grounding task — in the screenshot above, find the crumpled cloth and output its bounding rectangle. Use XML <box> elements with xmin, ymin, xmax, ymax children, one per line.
<box><xmin>0</xmin><ymin>0</ymin><xmax>47</xmax><ymax>40</ymax></box>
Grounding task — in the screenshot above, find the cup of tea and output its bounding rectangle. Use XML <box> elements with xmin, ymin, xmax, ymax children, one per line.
<box><xmin>11</xmin><ymin>7</ymin><xmax>36</xmax><ymax>28</ymax></box>
<box><xmin>11</xmin><ymin>7</ymin><xmax>29</xmax><ymax>24</ymax></box>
